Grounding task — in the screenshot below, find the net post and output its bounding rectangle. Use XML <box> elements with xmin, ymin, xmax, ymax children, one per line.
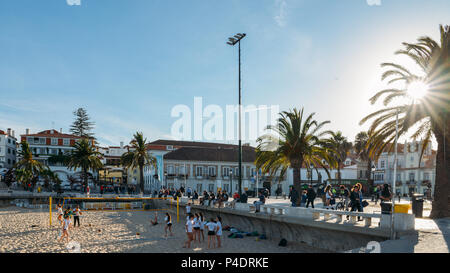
<box><xmin>49</xmin><ymin>197</ymin><xmax>52</xmax><ymax>226</ymax></box>
<box><xmin>177</xmin><ymin>197</ymin><xmax>179</xmax><ymax>223</ymax></box>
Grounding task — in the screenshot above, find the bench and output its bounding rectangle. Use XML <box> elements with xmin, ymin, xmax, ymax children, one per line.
<box><xmin>311</xmin><ymin>208</ymin><xmax>380</xmax><ymax>227</ymax></box>
<box><xmin>262</xmin><ymin>205</ymin><xmax>285</xmax><ymax>215</ymax></box>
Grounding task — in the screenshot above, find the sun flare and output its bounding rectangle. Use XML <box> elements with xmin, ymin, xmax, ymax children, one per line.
<box><xmin>407</xmin><ymin>81</ymin><xmax>429</xmax><ymax>100</ymax></box>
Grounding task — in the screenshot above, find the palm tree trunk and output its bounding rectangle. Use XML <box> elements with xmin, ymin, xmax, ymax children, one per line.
<box><xmin>139</xmin><ymin>163</ymin><xmax>145</xmax><ymax>194</ymax></box>
<box><xmin>367</xmin><ymin>159</ymin><xmax>373</xmax><ymax>189</ymax></box>
<box><xmin>430</xmin><ymin>117</ymin><xmax>450</xmax><ymax>218</ymax></box>
<box><xmin>292</xmin><ymin>162</ymin><xmax>302</xmax><ymax>206</ymax></box>
<box><xmin>84</xmin><ymin>167</ymin><xmax>88</xmax><ymax>188</ymax></box>
<box><xmin>337</xmin><ymin>166</ymin><xmax>341</xmax><ymax>186</ymax></box>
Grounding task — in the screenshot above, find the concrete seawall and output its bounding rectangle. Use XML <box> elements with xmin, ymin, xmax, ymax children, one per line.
<box><xmin>158</xmin><ymin>201</ymin><xmax>391</xmax><ymax>252</ymax></box>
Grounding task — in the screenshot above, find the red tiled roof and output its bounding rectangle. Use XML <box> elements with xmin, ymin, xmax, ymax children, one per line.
<box><xmin>21</xmin><ymin>129</ymin><xmax>81</xmax><ymax>139</ymax></box>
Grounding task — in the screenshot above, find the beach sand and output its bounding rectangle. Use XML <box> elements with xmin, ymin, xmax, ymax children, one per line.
<box><xmin>0</xmin><ymin>207</ymin><xmax>325</xmax><ymax>253</ymax></box>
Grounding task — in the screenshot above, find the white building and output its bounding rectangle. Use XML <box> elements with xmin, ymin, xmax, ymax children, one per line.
<box><xmin>20</xmin><ymin>129</ymin><xmax>92</xmax><ymax>183</ymax></box>
<box><xmin>373</xmin><ymin>140</ymin><xmax>436</xmax><ymax>196</ymax></box>
<box><xmin>0</xmin><ymin>128</ymin><xmax>17</xmax><ymax>170</ymax></box>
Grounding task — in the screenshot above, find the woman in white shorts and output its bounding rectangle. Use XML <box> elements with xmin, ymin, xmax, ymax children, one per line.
<box><xmin>205</xmin><ymin>218</ymin><xmax>217</xmax><ymax>249</ymax></box>
<box><xmin>164</xmin><ymin>213</ymin><xmax>173</xmax><ymax>238</ymax></box>
<box><xmin>183</xmin><ymin>215</ymin><xmax>194</xmax><ymax>248</ymax></box>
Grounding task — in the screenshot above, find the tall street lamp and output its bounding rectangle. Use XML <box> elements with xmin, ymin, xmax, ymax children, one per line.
<box><xmin>227</xmin><ymin>33</ymin><xmax>246</xmax><ymax>196</ymax></box>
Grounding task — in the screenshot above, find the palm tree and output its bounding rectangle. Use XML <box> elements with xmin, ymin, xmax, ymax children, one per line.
<box><xmin>121</xmin><ymin>132</ymin><xmax>158</xmax><ymax>194</ymax></box>
<box><xmin>255</xmin><ymin>108</ymin><xmax>335</xmax><ymax>205</ymax></box>
<box><xmin>67</xmin><ymin>138</ymin><xmax>103</xmax><ymax>188</ymax></box>
<box><xmin>40</xmin><ymin>169</ymin><xmax>61</xmax><ymax>190</ymax></box>
<box><xmin>360</xmin><ymin>25</ymin><xmax>450</xmax><ymax>218</ymax></box>
<box><xmin>326</xmin><ymin>131</ymin><xmax>352</xmax><ymax>186</ymax></box>
<box><xmin>14</xmin><ymin>141</ymin><xmax>47</xmax><ymax>188</ymax></box>
<box><xmin>354</xmin><ymin>131</ymin><xmax>375</xmax><ymax>188</ymax></box>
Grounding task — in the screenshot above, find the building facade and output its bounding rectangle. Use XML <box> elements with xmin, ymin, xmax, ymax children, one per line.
<box><xmin>0</xmin><ymin>128</ymin><xmax>17</xmax><ymax>169</ymax></box>
<box><xmin>20</xmin><ymin>129</ymin><xmax>86</xmax><ymax>183</ymax></box>
<box><xmin>372</xmin><ymin>141</ymin><xmax>436</xmax><ymax>196</ymax></box>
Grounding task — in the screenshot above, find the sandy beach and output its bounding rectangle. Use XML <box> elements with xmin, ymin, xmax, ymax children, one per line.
<box><xmin>0</xmin><ymin>206</ymin><xmax>325</xmax><ymax>253</ymax></box>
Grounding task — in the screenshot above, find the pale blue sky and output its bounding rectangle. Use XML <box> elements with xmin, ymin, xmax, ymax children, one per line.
<box><xmin>0</xmin><ymin>0</ymin><xmax>449</xmax><ymax>147</ymax></box>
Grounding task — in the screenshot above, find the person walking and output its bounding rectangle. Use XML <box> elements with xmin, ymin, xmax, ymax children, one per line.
<box><xmin>306</xmin><ymin>185</ymin><xmax>316</xmax><ymax>208</ymax></box>
<box><xmin>349</xmin><ymin>185</ymin><xmax>363</xmax><ymax>221</ymax></box>
<box><xmin>289</xmin><ymin>187</ymin><xmax>299</xmax><ymax>207</ymax></box>
<box><xmin>379</xmin><ymin>183</ymin><xmax>392</xmax><ymax>214</ymax></box>
<box><xmin>324</xmin><ymin>185</ymin><xmax>333</xmax><ymax>209</ymax></box>
<box><xmin>300</xmin><ymin>190</ymin><xmax>307</xmax><ymax>207</ymax></box>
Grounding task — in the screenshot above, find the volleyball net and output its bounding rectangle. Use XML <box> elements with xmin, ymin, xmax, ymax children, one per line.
<box><xmin>48</xmin><ymin>196</ymin><xmax>179</xmax><ymax>225</ymax></box>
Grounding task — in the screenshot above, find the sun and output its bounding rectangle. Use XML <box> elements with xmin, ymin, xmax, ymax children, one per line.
<box><xmin>407</xmin><ymin>81</ymin><xmax>429</xmax><ymax>100</ymax></box>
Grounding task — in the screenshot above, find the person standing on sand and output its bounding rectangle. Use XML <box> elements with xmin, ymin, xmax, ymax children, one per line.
<box><xmin>150</xmin><ymin>212</ymin><xmax>158</xmax><ymax>226</ymax></box>
<box><xmin>58</xmin><ymin>215</ymin><xmax>72</xmax><ymax>244</ymax></box>
<box><xmin>199</xmin><ymin>212</ymin><xmax>205</xmax><ymax>243</ymax></box>
<box><xmin>57</xmin><ymin>204</ymin><xmax>64</xmax><ymax>224</ymax></box>
<box><xmin>164</xmin><ymin>213</ymin><xmax>173</xmax><ymax>238</ymax></box>
<box><xmin>73</xmin><ymin>206</ymin><xmax>82</xmax><ymax>227</ymax></box>
<box><xmin>215</xmin><ymin>216</ymin><xmax>222</xmax><ymax>248</ymax></box>
<box><xmin>193</xmin><ymin>213</ymin><xmax>201</xmax><ymax>243</ymax></box>
<box><xmin>205</xmin><ymin>218</ymin><xmax>217</xmax><ymax>249</ymax></box>
<box><xmin>183</xmin><ymin>214</ymin><xmax>194</xmax><ymax>248</ymax></box>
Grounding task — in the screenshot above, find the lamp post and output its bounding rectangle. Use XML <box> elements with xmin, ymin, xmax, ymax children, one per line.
<box><xmin>227</xmin><ymin>33</ymin><xmax>246</xmax><ymax>196</ymax></box>
<box><xmin>391</xmin><ymin>108</ymin><xmax>399</xmax><ymax>240</ymax></box>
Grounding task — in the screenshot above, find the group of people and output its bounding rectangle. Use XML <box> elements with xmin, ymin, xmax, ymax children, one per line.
<box><xmin>56</xmin><ymin>203</ymin><xmax>82</xmax><ymax>244</ymax></box>
<box><xmin>289</xmin><ymin>185</ymin><xmax>317</xmax><ymax>208</ymax></box>
<box><xmin>183</xmin><ymin>203</ymin><xmax>223</xmax><ymax>249</ymax></box>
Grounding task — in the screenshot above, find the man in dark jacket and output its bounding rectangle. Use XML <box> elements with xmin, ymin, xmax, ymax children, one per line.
<box><xmin>306</xmin><ymin>185</ymin><xmax>316</xmax><ymax>208</ymax></box>
<box><xmin>289</xmin><ymin>187</ymin><xmax>299</xmax><ymax>207</ymax></box>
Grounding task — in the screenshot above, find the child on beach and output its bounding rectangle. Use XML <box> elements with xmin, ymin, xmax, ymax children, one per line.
<box><xmin>58</xmin><ymin>215</ymin><xmax>72</xmax><ymax>244</ymax></box>
<box><xmin>183</xmin><ymin>214</ymin><xmax>194</xmax><ymax>248</ymax></box>
<box><xmin>215</xmin><ymin>216</ymin><xmax>222</xmax><ymax>248</ymax></box>
<box><xmin>150</xmin><ymin>212</ymin><xmax>158</xmax><ymax>226</ymax></box>
<box><xmin>164</xmin><ymin>213</ymin><xmax>173</xmax><ymax>238</ymax></box>
<box><xmin>205</xmin><ymin>218</ymin><xmax>217</xmax><ymax>249</ymax></box>
<box><xmin>57</xmin><ymin>204</ymin><xmax>63</xmax><ymax>224</ymax></box>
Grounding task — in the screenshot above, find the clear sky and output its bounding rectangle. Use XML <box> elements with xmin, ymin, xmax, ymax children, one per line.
<box><xmin>0</xmin><ymin>0</ymin><xmax>449</xmax><ymax>147</ymax></box>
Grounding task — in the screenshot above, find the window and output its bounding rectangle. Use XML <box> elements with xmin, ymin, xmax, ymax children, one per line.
<box><xmin>8</xmin><ymin>159</ymin><xmax>11</xmax><ymax>164</ymax></box>
<box><xmin>411</xmin><ymin>156</ymin><xmax>414</xmax><ymax>162</ymax></box>
<box><xmin>380</xmin><ymin>160</ymin><xmax>385</xmax><ymax>169</ymax></box>
<box><xmin>208</xmin><ymin>166</ymin><xmax>216</xmax><ymax>177</ymax></box>
<box><xmin>63</xmin><ymin>139</ymin><xmax>70</xmax><ymax>146</ymax></box>
<box><xmin>179</xmin><ymin>165</ymin><xmax>186</xmax><ymax>175</ymax></box>
<box><xmin>223</xmin><ymin>167</ymin><xmax>230</xmax><ymax>177</ymax></box>
<box><xmin>167</xmin><ymin>165</ymin><xmax>174</xmax><ymax>175</ymax></box>
<box><xmin>51</xmin><ymin>138</ymin><xmax>58</xmax><ymax>145</ymax></box>
<box><xmin>39</xmin><ymin>138</ymin><xmax>45</xmax><ymax>144</ymax></box>
<box><xmin>234</xmin><ymin>167</ymin><xmax>239</xmax><ymax>176</ymax></box>
<box><xmin>409</xmin><ymin>173</ymin><xmax>415</xmax><ymax>181</ymax></box>
<box><xmin>8</xmin><ymin>139</ymin><xmax>11</xmax><ymax>144</ymax></box>
<box><xmin>7</xmin><ymin>148</ymin><xmax>10</xmax><ymax>154</ymax></box>
<box><xmin>196</xmin><ymin>166</ymin><xmax>203</xmax><ymax>177</ymax></box>
<box><xmin>251</xmin><ymin>168</ymin><xmax>256</xmax><ymax>177</ymax></box>
<box><xmin>166</xmin><ymin>145</ymin><xmax>174</xmax><ymax>150</ymax></box>
<box><xmin>424</xmin><ymin>173</ymin><xmax>429</xmax><ymax>180</ymax></box>
<box><xmin>208</xmin><ymin>184</ymin><xmax>215</xmax><ymax>192</ymax></box>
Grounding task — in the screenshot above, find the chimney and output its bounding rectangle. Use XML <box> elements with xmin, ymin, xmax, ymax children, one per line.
<box><xmin>7</xmin><ymin>128</ymin><xmax>11</xmax><ymax>136</ymax></box>
<box><xmin>12</xmin><ymin>130</ymin><xmax>15</xmax><ymax>138</ymax></box>
<box><xmin>120</xmin><ymin>141</ymin><xmax>124</xmax><ymax>149</ymax></box>
<box><xmin>60</xmin><ymin>128</ymin><xmax>63</xmax><ymax>133</ymax></box>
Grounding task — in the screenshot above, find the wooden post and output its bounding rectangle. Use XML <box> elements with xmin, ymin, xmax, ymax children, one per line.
<box><xmin>177</xmin><ymin>197</ymin><xmax>179</xmax><ymax>223</ymax></box>
<box><xmin>49</xmin><ymin>197</ymin><xmax>52</xmax><ymax>226</ymax></box>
